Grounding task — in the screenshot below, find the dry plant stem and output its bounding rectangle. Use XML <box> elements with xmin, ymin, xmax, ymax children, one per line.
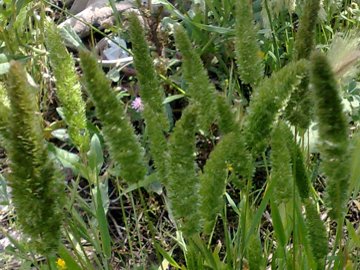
<box><xmin>129</xmin><ymin>192</ymin><xmax>144</xmax><ymax>260</ymax></box>
<box><xmin>115</xmin><ymin>180</ymin><xmax>136</xmax><ymax>264</ymax></box>
<box><xmin>293</xmin><ymin>128</ymin><xmax>297</xmax><ymax>269</ymax></box>
<box><xmin>330</xmin><ymin>216</ymin><xmax>345</xmax><ymax>269</ymax></box>
<box><xmin>292</xmin><ymin>168</ymin><xmax>297</xmax><ymax>269</ymax></box>
<box><xmin>137</xmin><ymin>188</ymin><xmax>163</xmax><ymax>267</ymax></box>
<box><xmin>239</xmin><ymin>179</ymin><xmax>252</xmax><ymax>270</ymax></box>
<box><xmin>222</xmin><ymin>203</ymin><xmax>232</xmax><ymax>266</ymax></box>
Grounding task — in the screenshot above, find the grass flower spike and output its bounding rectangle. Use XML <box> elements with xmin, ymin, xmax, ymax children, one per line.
<box><xmin>128</xmin><ymin>13</ymin><xmax>169</xmax><ymax>183</ymax></box>
<box><xmin>174</xmin><ymin>25</ymin><xmax>218</xmax><ymax>131</ymax></box>
<box><xmin>80</xmin><ymin>51</ymin><xmax>146</xmax><ymax>184</ymax></box>
<box><xmin>45</xmin><ymin>22</ymin><xmax>90</xmax><ymax>153</ymax></box>
<box><xmin>5</xmin><ymin>61</ymin><xmax>65</xmax><ymax>254</ymax></box>
<box><xmin>167</xmin><ymin>106</ymin><xmax>200</xmax><ymax>237</ymax></box>
<box><xmin>311</xmin><ymin>51</ymin><xmax>350</xmax><ymax>220</ymax></box>
<box><xmin>244</xmin><ymin>59</ymin><xmax>309</xmax><ymax>157</ymax></box>
<box><xmin>235</xmin><ymin>0</ymin><xmax>264</xmax><ymax>87</ymax></box>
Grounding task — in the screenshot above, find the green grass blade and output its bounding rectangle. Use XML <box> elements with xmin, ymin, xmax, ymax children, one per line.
<box><xmin>270</xmin><ymin>200</ymin><xmax>287</xmax><ymax>247</ymax></box>
<box><xmin>95</xmin><ymin>183</ymin><xmax>112</xmax><ymax>259</ymax></box>
<box><xmin>154</xmin><ymin>242</ymin><xmax>181</xmax><ymax>269</ymax></box>
<box><xmin>58</xmin><ymin>244</ymin><xmax>83</xmax><ymax>270</ymax></box>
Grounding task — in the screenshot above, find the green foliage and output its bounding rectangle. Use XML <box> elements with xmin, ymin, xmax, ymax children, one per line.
<box><xmin>271</xmin><ymin>121</ymin><xmax>293</xmax><ymax>204</ymax></box>
<box><xmin>4</xmin><ymin>61</ymin><xmax>65</xmax><ymax>254</ymax></box>
<box><xmin>45</xmin><ymin>22</ymin><xmax>90</xmax><ymax>152</ymax></box>
<box><xmin>80</xmin><ymin>51</ymin><xmax>146</xmax><ymax>184</ymax></box>
<box><xmin>167</xmin><ymin>106</ymin><xmax>200</xmax><ymax>237</ymax></box>
<box><xmin>185</xmin><ymin>243</ymin><xmax>205</xmax><ymax>270</ymax></box>
<box><xmin>174</xmin><ymin>25</ymin><xmax>218</xmax><ymax>131</ymax></box>
<box><xmin>304</xmin><ymin>199</ymin><xmax>328</xmax><ymax>267</ymax></box>
<box><xmin>310</xmin><ymin>51</ymin><xmax>350</xmax><ymax>220</ymax></box>
<box><xmin>247</xmin><ymin>231</ymin><xmax>266</xmax><ymax>270</ymax></box>
<box><xmin>244</xmin><ymin>59</ymin><xmax>309</xmax><ymax>157</ymax></box>
<box><xmin>234</xmin><ymin>0</ymin><xmax>264</xmax><ymax>86</ymax></box>
<box><xmin>128</xmin><ymin>14</ymin><xmax>169</xmax><ymax>183</ymax></box>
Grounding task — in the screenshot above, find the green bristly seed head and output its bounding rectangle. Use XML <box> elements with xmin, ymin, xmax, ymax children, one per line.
<box><xmin>200</xmin><ymin>132</ymin><xmax>252</xmax><ymax>234</ymax></box>
<box><xmin>216</xmin><ymin>94</ymin><xmax>237</xmax><ymax>135</ymax></box>
<box><xmin>304</xmin><ymin>199</ymin><xmax>328</xmax><ymax>266</ymax></box>
<box><xmin>294</xmin><ymin>0</ymin><xmax>321</xmax><ymax>60</ymax></box>
<box><xmin>244</xmin><ymin>59</ymin><xmax>309</xmax><ymax>157</ymax></box>
<box><xmin>174</xmin><ymin>25</ymin><xmax>218</xmax><ymax>132</ymax></box>
<box><xmin>128</xmin><ymin>13</ymin><xmax>169</xmax><ymax>184</ymax></box>
<box><xmin>291</xmin><ymin>139</ymin><xmax>311</xmax><ymax>200</ymax></box>
<box><xmin>271</xmin><ymin>121</ymin><xmax>293</xmax><ymax>204</ymax></box>
<box><xmin>167</xmin><ymin>106</ymin><xmax>200</xmax><ymax>237</ymax></box>
<box><xmin>284</xmin><ymin>77</ymin><xmax>313</xmax><ymax>130</ymax></box>
<box><xmin>311</xmin><ymin>51</ymin><xmax>350</xmax><ymax>220</ymax></box>
<box><xmin>80</xmin><ymin>51</ymin><xmax>146</xmax><ymax>184</ymax></box>
<box><xmin>5</xmin><ymin>61</ymin><xmax>65</xmax><ymax>254</ymax></box>
<box><xmin>235</xmin><ymin>0</ymin><xmax>264</xmax><ymax>87</ymax></box>
<box><xmin>45</xmin><ymin>22</ymin><xmax>90</xmax><ymax>153</ymax></box>
<box><xmin>284</xmin><ymin>0</ymin><xmax>321</xmax><ymax>130</ymax></box>
<box><xmin>128</xmin><ymin>13</ymin><xmax>168</xmax><ymax>131</ymax></box>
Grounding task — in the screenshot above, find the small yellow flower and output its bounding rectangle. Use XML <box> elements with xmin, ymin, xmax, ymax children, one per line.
<box><xmin>56</xmin><ymin>258</ymin><xmax>66</xmax><ymax>270</ymax></box>
<box><xmin>226</xmin><ymin>163</ymin><xmax>234</xmax><ymax>172</ymax></box>
<box><xmin>257</xmin><ymin>50</ymin><xmax>265</xmax><ymax>60</ymax></box>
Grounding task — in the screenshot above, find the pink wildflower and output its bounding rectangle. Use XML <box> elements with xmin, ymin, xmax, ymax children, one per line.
<box><xmin>131</xmin><ymin>97</ymin><xmax>144</xmax><ymax>112</ymax></box>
